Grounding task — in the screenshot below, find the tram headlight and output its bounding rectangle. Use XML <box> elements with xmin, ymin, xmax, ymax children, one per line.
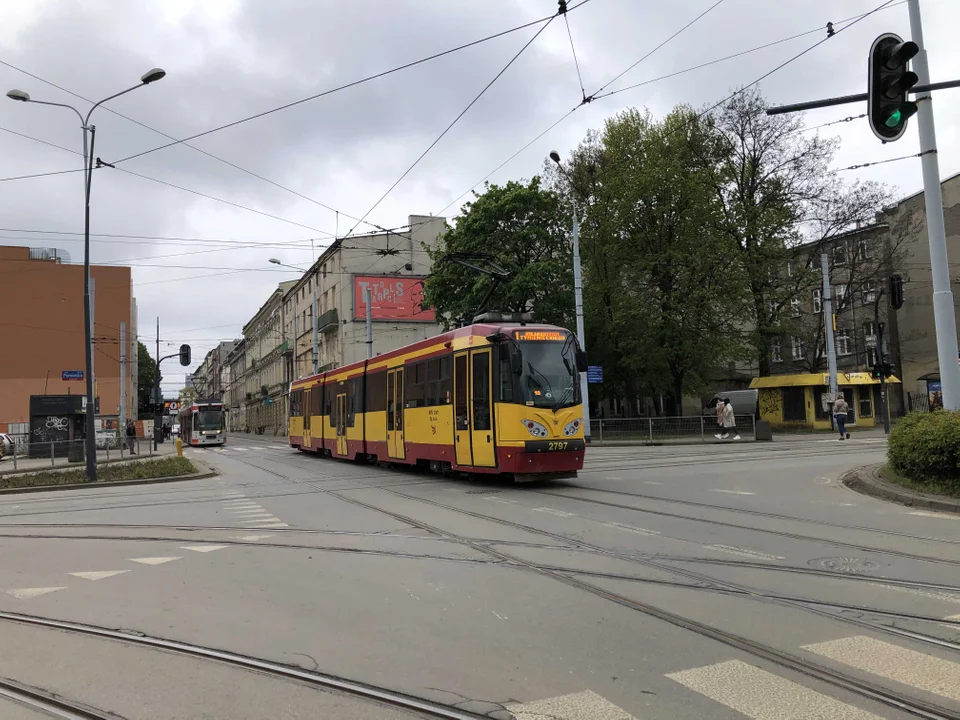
<box><xmin>521</xmin><ymin>419</ymin><xmax>548</xmax><ymax>438</ymax></box>
<box><xmin>563</xmin><ymin>418</ymin><xmax>583</xmax><ymax>437</ymax></box>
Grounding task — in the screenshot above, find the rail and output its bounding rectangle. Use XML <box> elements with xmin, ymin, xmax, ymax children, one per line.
<box><xmin>589</xmin><ymin>415</ymin><xmax>756</xmax><ymax>444</ymax></box>
<box><xmin>0</xmin><ymin>433</ymin><xmax>156</xmax><ymax>472</ymax></box>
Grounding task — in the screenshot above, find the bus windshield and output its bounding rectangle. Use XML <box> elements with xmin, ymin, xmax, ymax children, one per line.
<box><xmin>517</xmin><ymin>340</ymin><xmax>579</xmax><ymax>409</ymax></box>
<box><xmin>198</xmin><ymin>411</ymin><xmax>223</xmax><ymax>430</ymax></box>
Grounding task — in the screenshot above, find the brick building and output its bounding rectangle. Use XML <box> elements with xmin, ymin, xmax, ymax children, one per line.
<box><xmin>0</xmin><ymin>246</ymin><xmax>137</xmax><ymax>429</ymax></box>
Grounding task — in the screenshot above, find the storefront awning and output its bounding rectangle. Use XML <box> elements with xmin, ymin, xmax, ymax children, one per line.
<box><xmin>750</xmin><ymin>371</ymin><xmax>901</xmax><ymax>388</ymax></box>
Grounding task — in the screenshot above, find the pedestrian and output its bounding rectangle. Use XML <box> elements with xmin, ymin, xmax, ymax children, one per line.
<box><xmin>714</xmin><ymin>399</ymin><xmax>726</xmax><ymax>440</ymax></box>
<box><xmin>833</xmin><ymin>395</ymin><xmax>850</xmax><ymax>441</ymax></box>
<box><xmin>126</xmin><ymin>419</ymin><xmax>137</xmax><ymax>455</ymax></box>
<box><xmin>721</xmin><ymin>398</ymin><xmax>740</xmax><ymax>441</ymax></box>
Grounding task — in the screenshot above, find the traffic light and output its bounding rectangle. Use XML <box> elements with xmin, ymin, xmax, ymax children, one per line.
<box><xmin>882</xmin><ymin>362</ymin><xmax>894</xmax><ymax>379</ymax></box>
<box><xmin>871</xmin><ymin>364</ymin><xmax>883</xmax><ymax>380</ymax></box>
<box><xmin>889</xmin><ymin>274</ymin><xmax>904</xmax><ymax>310</ymax></box>
<box><xmin>179</xmin><ymin>343</ymin><xmax>191</xmax><ymax>366</ymax></box>
<box><xmin>868</xmin><ymin>33</ymin><xmax>919</xmax><ymax>142</ymax></box>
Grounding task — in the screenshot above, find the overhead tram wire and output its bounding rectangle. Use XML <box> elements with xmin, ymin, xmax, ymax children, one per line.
<box><xmin>438</xmin><ymin>0</ymin><xmax>904</xmax><ymax>217</ymax></box>
<box><xmin>561</xmin><ymin>1</ymin><xmax>588</xmax><ymax>103</ymax></box>
<box><xmin>340</xmin><ymin>6</ymin><xmax>574</xmax><ymax>239</ymax></box>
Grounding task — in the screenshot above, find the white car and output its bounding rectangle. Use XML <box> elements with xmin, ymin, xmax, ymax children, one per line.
<box><xmin>171</xmin><ymin>424</ymin><xmax>181</xmax><ymax>437</ymax></box>
<box><xmin>0</xmin><ymin>433</ymin><xmax>14</xmax><ymax>460</ymax></box>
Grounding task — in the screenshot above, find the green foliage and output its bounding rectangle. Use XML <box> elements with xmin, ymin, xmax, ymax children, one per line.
<box><xmin>422</xmin><ymin>178</ymin><xmax>573</xmax><ymax>330</ymax></box>
<box><xmin>1</xmin><ymin>457</ymin><xmax>197</xmax><ymax>489</ymax></box>
<box><xmin>138</xmin><ymin>341</ymin><xmax>158</xmax><ymax>413</ymax></box>
<box><xmin>888</xmin><ymin>410</ymin><xmax>960</xmax><ymax>486</ymax></box>
<box><xmin>565</xmin><ymin>107</ymin><xmax>746</xmax><ymax>409</ymax></box>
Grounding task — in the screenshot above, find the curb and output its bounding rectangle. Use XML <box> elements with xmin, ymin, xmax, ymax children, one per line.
<box><xmin>0</xmin><ymin>450</ymin><xmax>179</xmax><ymax>478</ymax></box>
<box><xmin>841</xmin><ymin>463</ymin><xmax>960</xmax><ymax>514</ymax></box>
<box><xmin>0</xmin><ymin>460</ymin><xmax>217</xmax><ymax>495</ymax></box>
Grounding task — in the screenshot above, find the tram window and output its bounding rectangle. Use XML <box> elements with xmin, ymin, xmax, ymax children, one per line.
<box><xmin>439</xmin><ymin>355</ymin><xmax>452</xmax><ymax>405</ymax></box>
<box><xmin>346</xmin><ymin>378</ymin><xmax>358</xmax><ymax>427</ymax></box>
<box><xmin>387</xmin><ymin>372</ymin><xmax>395</xmax><ymax>431</ymax></box>
<box><xmin>498</xmin><ymin>345</ymin><xmax>514</xmax><ymax>402</ymax></box>
<box><xmin>472</xmin><ymin>352</ymin><xmax>492</xmax><ymax>432</ymax></box>
<box><xmin>454</xmin><ymin>355</ymin><xmax>468</xmax><ymax>430</ymax></box>
<box><xmin>366</xmin><ymin>371</ymin><xmax>386</xmax><ymax>412</ymax></box>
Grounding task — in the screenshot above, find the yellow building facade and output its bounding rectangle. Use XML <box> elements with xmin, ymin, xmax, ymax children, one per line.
<box><xmin>750</xmin><ymin>372</ymin><xmax>901</xmax><ymax>430</ymax></box>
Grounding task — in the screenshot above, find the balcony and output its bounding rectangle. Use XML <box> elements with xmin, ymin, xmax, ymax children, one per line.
<box><xmin>279</xmin><ymin>340</ymin><xmax>291</xmax><ymax>356</ymax></box>
<box><xmin>317</xmin><ymin>308</ymin><xmax>339</xmax><ymax>333</ymax></box>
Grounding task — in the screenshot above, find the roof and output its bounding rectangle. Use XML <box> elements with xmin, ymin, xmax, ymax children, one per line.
<box><xmin>751</xmin><ymin>372</ymin><xmax>901</xmax><ymax>388</ymax></box>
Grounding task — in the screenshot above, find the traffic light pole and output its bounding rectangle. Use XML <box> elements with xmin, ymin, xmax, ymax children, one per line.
<box><xmin>908</xmin><ymin>0</ymin><xmax>960</xmax><ymax>411</ymax></box>
<box><xmin>765</xmin><ymin>80</ymin><xmax>960</xmax><ymax>115</ymax></box>
<box><xmin>874</xmin><ymin>292</ymin><xmax>890</xmax><ymax>435</ymax></box>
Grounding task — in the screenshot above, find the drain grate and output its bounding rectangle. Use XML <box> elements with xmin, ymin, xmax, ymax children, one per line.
<box><xmin>807</xmin><ymin>557</ymin><xmax>880</xmax><ymax>574</ymax></box>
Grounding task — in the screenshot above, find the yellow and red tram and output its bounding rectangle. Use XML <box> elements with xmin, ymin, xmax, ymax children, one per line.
<box><xmin>288</xmin><ymin>315</ymin><xmax>586</xmax><ymax>481</ymax></box>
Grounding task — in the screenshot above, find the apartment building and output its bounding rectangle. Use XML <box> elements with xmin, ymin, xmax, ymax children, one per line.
<box><xmin>242</xmin><ymin>281</ymin><xmax>294</xmax><ymax>435</ymax></box>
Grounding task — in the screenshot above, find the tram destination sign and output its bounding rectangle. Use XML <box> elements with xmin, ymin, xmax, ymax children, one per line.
<box><xmin>514</xmin><ymin>330</ymin><xmax>567</xmax><ymax>342</ymax></box>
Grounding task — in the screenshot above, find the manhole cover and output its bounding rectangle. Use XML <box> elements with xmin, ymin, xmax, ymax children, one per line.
<box><xmin>807</xmin><ymin>557</ymin><xmax>880</xmax><ymax>574</ymax></box>
<box><xmin>466</xmin><ymin>490</ymin><xmax>500</xmax><ymax>495</ymax></box>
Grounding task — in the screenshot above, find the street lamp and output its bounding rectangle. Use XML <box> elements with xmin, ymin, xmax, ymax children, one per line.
<box><xmin>549</xmin><ymin>151</ymin><xmax>591</xmax><ymax>441</ymax></box>
<box><xmin>269</xmin><ymin>259</ymin><xmax>319</xmax><ymax>374</ymax></box>
<box><xmin>8</xmin><ymin>68</ymin><xmax>166</xmax><ymax>482</ymax></box>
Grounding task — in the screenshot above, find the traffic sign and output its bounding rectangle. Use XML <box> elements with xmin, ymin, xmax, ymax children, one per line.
<box><xmin>587</xmin><ymin>365</ymin><xmax>603</xmax><ymax>384</ymax></box>
<box><xmin>62</xmin><ymin>370</ymin><xmax>84</xmax><ymax>380</ymax></box>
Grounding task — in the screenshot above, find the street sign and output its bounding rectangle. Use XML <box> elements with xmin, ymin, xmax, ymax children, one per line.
<box><xmin>587</xmin><ymin>365</ymin><xmax>603</xmax><ymax>384</ymax></box>
<box><xmin>62</xmin><ymin>370</ymin><xmax>83</xmax><ymax>380</ymax></box>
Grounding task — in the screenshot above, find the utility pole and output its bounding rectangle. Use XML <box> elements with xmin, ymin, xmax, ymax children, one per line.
<box><xmin>822</xmin><ymin>253</ymin><xmax>839</xmax><ymax>417</ymax></box>
<box><xmin>312</xmin><ymin>276</ymin><xmax>319</xmax><ymax>374</ymax></box>
<box><xmin>908</xmin><ymin>0</ymin><xmax>960</xmax><ymax>410</ymax></box>
<box><xmin>120</xmin><ymin>322</ymin><xmax>127</xmax><ymax>441</ymax></box>
<box><xmin>154</xmin><ymin>317</ymin><xmax>161</xmax><ymax>450</ymax></box>
<box><xmin>365</xmin><ymin>286</ymin><xmax>373</xmax><ymax>359</ymax></box>
<box><xmin>874</xmin><ymin>292</ymin><xmax>890</xmax><ymax>434</ymax></box>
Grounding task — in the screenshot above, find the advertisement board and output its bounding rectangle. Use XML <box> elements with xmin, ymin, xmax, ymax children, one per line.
<box><xmin>353</xmin><ymin>276</ymin><xmax>434</xmax><ymax>321</ymax></box>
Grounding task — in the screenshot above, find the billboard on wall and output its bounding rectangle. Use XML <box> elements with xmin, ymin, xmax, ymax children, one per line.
<box><xmin>354</xmin><ymin>276</ymin><xmax>435</xmax><ymax>321</ymax></box>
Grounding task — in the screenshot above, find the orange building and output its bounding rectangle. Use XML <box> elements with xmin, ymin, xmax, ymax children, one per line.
<box><xmin>0</xmin><ymin>246</ymin><xmax>137</xmax><ymax>428</ymax></box>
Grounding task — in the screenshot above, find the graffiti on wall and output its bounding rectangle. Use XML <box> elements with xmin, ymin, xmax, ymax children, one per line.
<box><xmin>758</xmin><ymin>389</ymin><xmax>783</xmax><ymax>419</ymax></box>
<box><xmin>32</xmin><ymin>416</ymin><xmax>70</xmax><ymax>445</ymax></box>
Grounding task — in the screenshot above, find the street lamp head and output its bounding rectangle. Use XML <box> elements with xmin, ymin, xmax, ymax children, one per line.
<box><xmin>6</xmin><ymin>89</ymin><xmax>30</xmax><ymax>102</ymax></box>
<box><xmin>140</xmin><ymin>68</ymin><xmax>166</xmax><ymax>84</ymax></box>
<box><xmin>549</xmin><ymin>151</ymin><xmax>561</xmax><ymax>165</ymax></box>
<box><xmin>268</xmin><ymin>258</ymin><xmax>281</xmax><ymax>265</ymax></box>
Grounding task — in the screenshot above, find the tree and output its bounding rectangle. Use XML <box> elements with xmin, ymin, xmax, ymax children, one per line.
<box><xmin>137</xmin><ymin>341</ymin><xmax>158</xmax><ymax>414</ymax></box>
<box><xmin>422</xmin><ymin>178</ymin><xmax>573</xmax><ymax>330</ymax></box>
<box><xmin>562</xmin><ymin>107</ymin><xmax>746</xmax><ymax>413</ymax></box>
<box><xmin>699</xmin><ymin>87</ymin><xmax>892</xmax><ymax>376</ymax></box>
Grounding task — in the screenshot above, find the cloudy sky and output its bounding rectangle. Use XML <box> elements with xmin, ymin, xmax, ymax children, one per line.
<box><xmin>2</xmin><ymin>0</ymin><xmax>958</xmax><ymax>394</ymax></box>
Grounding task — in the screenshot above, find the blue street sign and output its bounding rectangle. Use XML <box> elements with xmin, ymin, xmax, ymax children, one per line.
<box><xmin>62</xmin><ymin>370</ymin><xmax>84</xmax><ymax>381</ymax></box>
<box><xmin>587</xmin><ymin>365</ymin><xmax>603</xmax><ymax>384</ymax></box>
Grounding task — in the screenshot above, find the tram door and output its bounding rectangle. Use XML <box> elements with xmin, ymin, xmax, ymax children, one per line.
<box><xmin>303</xmin><ymin>389</ymin><xmax>312</xmax><ymax>449</ymax></box>
<box><xmin>453</xmin><ymin>349</ymin><xmax>496</xmax><ymax>468</ymax></box>
<box><xmin>386</xmin><ymin>368</ymin><xmax>405</xmax><ymax>459</ymax></box>
<box><xmin>336</xmin><ymin>393</ymin><xmax>348</xmax><ymax>456</ymax></box>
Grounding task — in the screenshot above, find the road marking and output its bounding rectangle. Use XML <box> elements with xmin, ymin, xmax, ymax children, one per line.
<box><xmin>871</xmin><ymin>583</ymin><xmax>960</xmax><ymax>605</ymax></box>
<box><xmin>128</xmin><ymin>556</ymin><xmax>182</xmax><ymax>566</ymax></box>
<box><xmin>180</xmin><ymin>545</ymin><xmax>228</xmax><ymax>553</ymax></box>
<box><xmin>942</xmin><ymin>614</ymin><xmax>960</xmax><ymax>630</ymax></box>
<box><xmin>603</xmin><ymin>522</ymin><xmax>659</xmax><ymax>536</ymax></box>
<box><xmin>3</xmin><ymin>587</ymin><xmax>67</xmax><ymax>600</ymax></box>
<box><xmin>232</xmin><ymin>447</ymin><xmax>248</xmax><ymax>452</ymax></box>
<box><xmin>909</xmin><ymin>510</ymin><xmax>959</xmax><ymax>519</ymax></box>
<box><xmin>240</xmin><ymin>517</ymin><xmax>281</xmax><ymax>524</ymax></box>
<box><xmin>193</xmin><ymin>449</ymin><xmax>207</xmax><ymax>454</ymax></box>
<box><xmin>506</xmin><ymin>689</ymin><xmax>635</xmax><ymax>719</ymax></box>
<box><xmin>810</xmin><ymin>500</ymin><xmax>857</xmax><ymax>507</ymax></box>
<box><xmin>252</xmin><ymin>522</ymin><xmax>290</xmax><ymax>528</ymax></box>
<box><xmin>814</xmin><ymin>477</ymin><xmax>833</xmax><ymax>484</ymax></box>
<box><xmin>703</xmin><ymin>544</ymin><xmax>784</xmax><ymax>561</ymax></box>
<box><xmin>710</xmin><ymin>489</ymin><xmax>756</xmax><ymax>496</ymax></box>
<box><xmin>68</xmin><ymin>570</ymin><xmax>130</xmax><ymax>581</ymax></box>
<box><xmin>230</xmin><ymin>510</ymin><xmax>272</xmax><ymax>516</ymax></box>
<box><xmin>667</xmin><ymin>658</ymin><xmax>881</xmax><ymax>719</ymax></box>
<box><xmin>533</xmin><ymin>507</ymin><xmax>575</xmax><ymax>517</ymax></box>
<box><xmin>483</xmin><ymin>496</ymin><xmax>516</xmax><ymax>504</ymax></box>
<box><xmin>223</xmin><ymin>502</ymin><xmax>258</xmax><ymax>508</ymax></box>
<box><xmin>803</xmin><ymin>635</ymin><xmax>960</xmax><ymax>702</ymax></box>
<box><xmin>643</xmin><ymin>481</ymin><xmax>663</xmax><ymax>486</ymax></box>
<box><xmin>229</xmin><ymin>534</ymin><xmax>275</xmax><ymax>541</ymax></box>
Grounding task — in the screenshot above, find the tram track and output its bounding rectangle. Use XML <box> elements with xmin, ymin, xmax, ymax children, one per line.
<box><xmin>0</xmin><ymin>612</ymin><xmax>490</xmax><ymax>720</ymax></box>
<box><xmin>222</xmin><ymin>454</ymin><xmax>960</xmax><ymax>719</ymax></box>
<box><xmin>0</xmin><ymin>676</ymin><xmax>119</xmax><ymax>720</ymax></box>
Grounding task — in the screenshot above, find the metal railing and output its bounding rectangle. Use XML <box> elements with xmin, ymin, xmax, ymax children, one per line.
<box><xmin>0</xmin><ymin>434</ymin><xmax>155</xmax><ymax>472</ymax></box>
<box><xmin>589</xmin><ymin>415</ymin><xmax>756</xmax><ymax>444</ymax></box>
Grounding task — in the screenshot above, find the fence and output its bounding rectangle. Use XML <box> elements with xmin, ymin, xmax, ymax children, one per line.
<box><xmin>0</xmin><ymin>434</ymin><xmax>155</xmax><ymax>472</ymax></box>
<box><xmin>589</xmin><ymin>415</ymin><xmax>756</xmax><ymax>444</ymax></box>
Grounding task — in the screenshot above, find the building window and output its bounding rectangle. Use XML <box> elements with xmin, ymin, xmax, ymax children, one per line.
<box><xmin>856</xmin><ymin>239</ymin><xmax>873</xmax><ymax>261</ymax></box>
<box><xmin>812</xmin><ymin>289</ymin><xmax>822</xmax><ymax>313</ymax></box>
<box><xmin>789</xmin><ymin>298</ymin><xmax>801</xmax><ymax>317</ymax></box>
<box><xmin>834</xmin><ymin>284</ymin><xmax>847</xmax><ymax>307</ymax></box>
<box><xmin>861</xmin><ymin>279</ymin><xmax>877</xmax><ymax>305</ymax></box>
<box><xmin>771</xmin><ymin>339</ymin><xmax>782</xmax><ymax>364</ymax></box>
<box><xmin>833</xmin><ymin>242</ymin><xmax>848</xmax><ymax>265</ymax></box>
<box><xmin>321</xmin><ymin>263</ymin><xmax>327</xmax><ymax>278</ymax></box>
<box><xmin>836</xmin><ymin>328</ymin><xmax>852</xmax><ymax>356</ymax></box>
<box><xmin>767</xmin><ymin>299</ymin><xmax>778</xmax><ymax>319</ymax></box>
<box><xmin>791</xmin><ymin>336</ymin><xmax>804</xmax><ymax>360</ymax></box>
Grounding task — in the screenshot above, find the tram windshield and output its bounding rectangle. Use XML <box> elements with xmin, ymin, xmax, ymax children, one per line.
<box><xmin>197</xmin><ymin>410</ymin><xmax>223</xmax><ymax>430</ymax></box>
<box><xmin>516</xmin><ymin>335</ymin><xmax>580</xmax><ymax>410</ymax></box>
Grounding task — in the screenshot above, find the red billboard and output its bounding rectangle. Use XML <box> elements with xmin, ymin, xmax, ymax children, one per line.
<box><xmin>354</xmin><ymin>276</ymin><xmax>435</xmax><ymax>321</ymax></box>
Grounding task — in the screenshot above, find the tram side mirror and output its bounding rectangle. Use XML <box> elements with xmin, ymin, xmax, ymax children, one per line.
<box><xmin>575</xmin><ymin>349</ymin><xmax>588</xmax><ymax>373</ymax></box>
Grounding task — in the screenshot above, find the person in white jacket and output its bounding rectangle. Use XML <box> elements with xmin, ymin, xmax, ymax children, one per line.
<box><xmin>721</xmin><ymin>398</ymin><xmax>740</xmax><ymax>441</ymax></box>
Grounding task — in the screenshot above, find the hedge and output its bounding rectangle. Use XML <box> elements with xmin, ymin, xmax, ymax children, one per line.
<box><xmin>887</xmin><ymin>410</ymin><xmax>960</xmax><ymax>485</ymax></box>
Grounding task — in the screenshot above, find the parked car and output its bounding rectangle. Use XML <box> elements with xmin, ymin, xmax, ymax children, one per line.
<box><xmin>0</xmin><ymin>433</ymin><xmax>14</xmax><ymax>460</ymax></box>
<box><xmin>171</xmin><ymin>424</ymin><xmax>180</xmax><ymax>437</ymax></box>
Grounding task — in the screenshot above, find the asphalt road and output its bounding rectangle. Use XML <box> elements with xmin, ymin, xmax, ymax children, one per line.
<box><xmin>0</xmin><ymin>432</ymin><xmax>957</xmax><ymax>719</ymax></box>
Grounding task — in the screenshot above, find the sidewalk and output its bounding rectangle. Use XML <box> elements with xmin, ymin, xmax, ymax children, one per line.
<box><xmin>0</xmin><ymin>437</ymin><xmax>177</xmax><ymax>476</ymax></box>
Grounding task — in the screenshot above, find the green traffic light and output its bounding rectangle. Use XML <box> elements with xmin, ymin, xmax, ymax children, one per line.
<box><xmin>884</xmin><ymin>109</ymin><xmax>902</xmax><ymax>128</ymax></box>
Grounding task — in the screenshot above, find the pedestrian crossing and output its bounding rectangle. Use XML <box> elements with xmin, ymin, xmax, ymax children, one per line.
<box><xmin>666</xmin><ymin>631</ymin><xmax>960</xmax><ymax>719</ymax></box>
<box><xmin>189</xmin><ymin>444</ymin><xmax>292</xmax><ymax>456</ymax></box>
